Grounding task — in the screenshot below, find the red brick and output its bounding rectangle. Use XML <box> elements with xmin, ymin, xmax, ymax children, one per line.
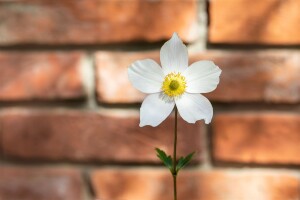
<box><xmin>0</xmin><ymin>1</ymin><xmax>197</xmax><ymax>45</ymax></box>
<box><xmin>91</xmin><ymin>169</ymin><xmax>300</xmax><ymax>200</ymax></box>
<box><xmin>0</xmin><ymin>52</ymin><xmax>85</xmax><ymax>101</ymax></box>
<box><xmin>213</xmin><ymin>113</ymin><xmax>300</xmax><ymax>165</ymax></box>
<box><xmin>95</xmin><ymin>50</ymin><xmax>300</xmax><ymax>103</ymax></box>
<box><xmin>0</xmin><ymin>167</ymin><xmax>83</xmax><ymax>200</ymax></box>
<box><xmin>1</xmin><ymin>110</ymin><xmax>202</xmax><ymax>162</ymax></box>
<box><xmin>209</xmin><ymin>0</ymin><xmax>300</xmax><ymax>45</ymax></box>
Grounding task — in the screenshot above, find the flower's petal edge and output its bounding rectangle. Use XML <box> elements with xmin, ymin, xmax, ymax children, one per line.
<box><xmin>128</xmin><ymin>59</ymin><xmax>164</xmax><ymax>94</ymax></box>
<box><xmin>160</xmin><ymin>32</ymin><xmax>188</xmax><ymax>75</ymax></box>
<box><xmin>183</xmin><ymin>60</ymin><xmax>222</xmax><ymax>93</ymax></box>
<box><xmin>140</xmin><ymin>93</ymin><xmax>175</xmax><ymax>127</ymax></box>
<box><xmin>175</xmin><ymin>93</ymin><xmax>213</xmax><ymax>124</ymax></box>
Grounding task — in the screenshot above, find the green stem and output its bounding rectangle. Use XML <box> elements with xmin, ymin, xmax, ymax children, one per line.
<box><xmin>172</xmin><ymin>107</ymin><xmax>178</xmax><ymax>200</ymax></box>
<box><xmin>173</xmin><ymin>174</ymin><xmax>177</xmax><ymax>200</ymax></box>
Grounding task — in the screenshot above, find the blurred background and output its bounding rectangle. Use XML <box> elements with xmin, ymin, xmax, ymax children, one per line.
<box><xmin>0</xmin><ymin>0</ymin><xmax>299</xmax><ymax>200</ymax></box>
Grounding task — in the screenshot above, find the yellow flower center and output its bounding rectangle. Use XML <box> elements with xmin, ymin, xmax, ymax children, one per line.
<box><xmin>162</xmin><ymin>72</ymin><xmax>186</xmax><ymax>97</ymax></box>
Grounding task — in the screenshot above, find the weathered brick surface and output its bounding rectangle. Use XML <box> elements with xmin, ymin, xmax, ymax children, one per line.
<box><xmin>1</xmin><ymin>110</ymin><xmax>202</xmax><ymax>162</ymax></box>
<box><xmin>0</xmin><ymin>167</ymin><xmax>83</xmax><ymax>200</ymax></box>
<box><xmin>209</xmin><ymin>0</ymin><xmax>300</xmax><ymax>45</ymax></box>
<box><xmin>0</xmin><ymin>0</ymin><xmax>197</xmax><ymax>45</ymax></box>
<box><xmin>0</xmin><ymin>52</ymin><xmax>85</xmax><ymax>101</ymax></box>
<box><xmin>1</xmin><ymin>1</ymin><xmax>299</xmax><ymax>199</ymax></box>
<box><xmin>96</xmin><ymin>50</ymin><xmax>300</xmax><ymax>103</ymax></box>
<box><xmin>213</xmin><ymin>113</ymin><xmax>300</xmax><ymax>165</ymax></box>
<box><xmin>91</xmin><ymin>169</ymin><xmax>300</xmax><ymax>200</ymax></box>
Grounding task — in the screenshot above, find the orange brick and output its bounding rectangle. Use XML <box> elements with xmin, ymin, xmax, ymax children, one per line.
<box><xmin>1</xmin><ymin>110</ymin><xmax>202</xmax><ymax>162</ymax></box>
<box><xmin>95</xmin><ymin>50</ymin><xmax>300</xmax><ymax>103</ymax></box>
<box><xmin>0</xmin><ymin>167</ymin><xmax>83</xmax><ymax>200</ymax></box>
<box><xmin>209</xmin><ymin>0</ymin><xmax>300</xmax><ymax>45</ymax></box>
<box><xmin>0</xmin><ymin>52</ymin><xmax>85</xmax><ymax>101</ymax></box>
<box><xmin>213</xmin><ymin>112</ymin><xmax>300</xmax><ymax>165</ymax></box>
<box><xmin>0</xmin><ymin>0</ymin><xmax>197</xmax><ymax>45</ymax></box>
<box><xmin>91</xmin><ymin>169</ymin><xmax>300</xmax><ymax>200</ymax></box>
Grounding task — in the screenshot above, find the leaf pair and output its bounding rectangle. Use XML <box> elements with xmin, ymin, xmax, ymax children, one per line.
<box><xmin>155</xmin><ymin>148</ymin><xmax>194</xmax><ymax>174</ymax></box>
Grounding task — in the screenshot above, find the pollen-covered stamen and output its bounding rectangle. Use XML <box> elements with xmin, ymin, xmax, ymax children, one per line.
<box><xmin>162</xmin><ymin>72</ymin><xmax>186</xmax><ymax>97</ymax></box>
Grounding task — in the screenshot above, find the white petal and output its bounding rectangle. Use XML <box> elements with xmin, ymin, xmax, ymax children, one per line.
<box><xmin>140</xmin><ymin>93</ymin><xmax>175</xmax><ymax>127</ymax></box>
<box><xmin>160</xmin><ymin>33</ymin><xmax>188</xmax><ymax>75</ymax></box>
<box><xmin>183</xmin><ymin>61</ymin><xmax>222</xmax><ymax>93</ymax></box>
<box><xmin>128</xmin><ymin>59</ymin><xmax>164</xmax><ymax>93</ymax></box>
<box><xmin>175</xmin><ymin>93</ymin><xmax>213</xmax><ymax>124</ymax></box>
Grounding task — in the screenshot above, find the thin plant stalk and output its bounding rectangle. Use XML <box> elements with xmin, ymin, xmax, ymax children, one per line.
<box><xmin>172</xmin><ymin>107</ymin><xmax>178</xmax><ymax>200</ymax></box>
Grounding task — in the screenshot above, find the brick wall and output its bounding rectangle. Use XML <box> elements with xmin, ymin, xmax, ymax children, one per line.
<box><xmin>0</xmin><ymin>0</ymin><xmax>299</xmax><ymax>200</ymax></box>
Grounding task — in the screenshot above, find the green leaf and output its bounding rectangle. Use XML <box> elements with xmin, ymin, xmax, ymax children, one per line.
<box><xmin>155</xmin><ymin>148</ymin><xmax>173</xmax><ymax>171</ymax></box>
<box><xmin>176</xmin><ymin>152</ymin><xmax>195</xmax><ymax>173</ymax></box>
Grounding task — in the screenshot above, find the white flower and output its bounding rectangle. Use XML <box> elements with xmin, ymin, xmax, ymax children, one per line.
<box><xmin>128</xmin><ymin>33</ymin><xmax>222</xmax><ymax>127</ymax></box>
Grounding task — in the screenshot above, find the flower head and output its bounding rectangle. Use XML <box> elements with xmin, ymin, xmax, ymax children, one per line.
<box><xmin>128</xmin><ymin>33</ymin><xmax>222</xmax><ymax>127</ymax></box>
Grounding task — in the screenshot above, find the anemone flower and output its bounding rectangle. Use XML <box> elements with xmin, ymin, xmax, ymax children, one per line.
<box><xmin>128</xmin><ymin>33</ymin><xmax>221</xmax><ymax>127</ymax></box>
